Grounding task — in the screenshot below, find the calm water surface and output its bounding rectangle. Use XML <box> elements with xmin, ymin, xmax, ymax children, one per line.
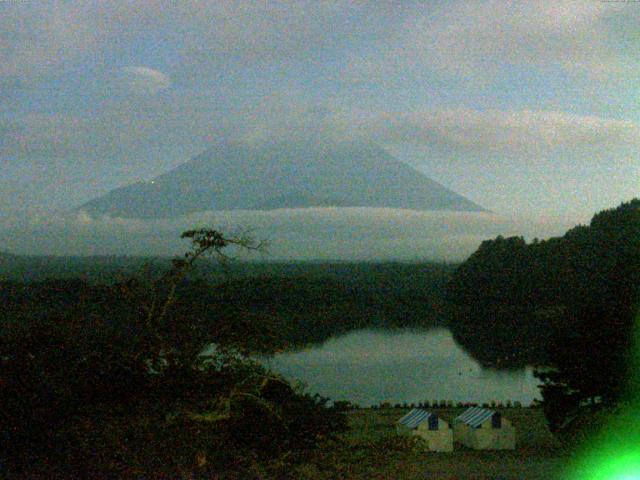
<box><xmin>261</xmin><ymin>328</ymin><xmax>541</xmax><ymax>407</ymax></box>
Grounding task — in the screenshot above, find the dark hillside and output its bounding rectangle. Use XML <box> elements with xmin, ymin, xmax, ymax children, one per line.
<box><xmin>446</xmin><ymin>199</ymin><xmax>640</xmax><ymax>369</ymax></box>
<box><xmin>1</xmin><ymin>261</ymin><xmax>455</xmax><ymax>351</ymax></box>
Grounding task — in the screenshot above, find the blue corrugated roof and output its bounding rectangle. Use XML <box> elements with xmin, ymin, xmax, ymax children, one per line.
<box><xmin>454</xmin><ymin>407</ymin><xmax>497</xmax><ymax>428</ymax></box>
<box><xmin>397</xmin><ymin>408</ymin><xmax>436</xmax><ymax>429</ymax></box>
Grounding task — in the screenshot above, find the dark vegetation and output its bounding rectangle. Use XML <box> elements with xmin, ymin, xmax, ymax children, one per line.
<box><xmin>446</xmin><ymin>199</ymin><xmax>640</xmax><ymax>440</ymax></box>
<box><xmin>2</xmin><ymin>199</ymin><xmax>638</xmax><ymax>475</ymax></box>
<box><xmin>0</xmin><ymin>229</ymin><xmax>348</xmax><ymax>478</ymax></box>
<box><xmin>0</xmin><ymin>253</ymin><xmax>455</xmax><ymax>285</ymax></box>
<box><xmin>1</xmin><ymin>260</ymin><xmax>454</xmax><ymax>352</ymax></box>
<box><xmin>0</xmin><ymin>245</ymin><xmax>454</xmax><ymax>477</ymax></box>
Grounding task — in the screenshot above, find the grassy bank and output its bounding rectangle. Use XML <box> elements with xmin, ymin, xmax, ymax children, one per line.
<box><xmin>291</xmin><ymin>407</ymin><xmax>569</xmax><ymax>480</ymax></box>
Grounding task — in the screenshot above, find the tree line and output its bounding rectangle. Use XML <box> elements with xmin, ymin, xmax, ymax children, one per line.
<box><xmin>446</xmin><ymin>199</ymin><xmax>640</xmax><ymax>438</ymax></box>
<box><xmin>0</xmin><ymin>229</ymin><xmax>348</xmax><ymax>479</ymax></box>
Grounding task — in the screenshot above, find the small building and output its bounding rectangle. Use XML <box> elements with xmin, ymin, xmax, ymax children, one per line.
<box><xmin>452</xmin><ymin>407</ymin><xmax>515</xmax><ymax>450</ymax></box>
<box><xmin>396</xmin><ymin>408</ymin><xmax>453</xmax><ymax>452</ymax></box>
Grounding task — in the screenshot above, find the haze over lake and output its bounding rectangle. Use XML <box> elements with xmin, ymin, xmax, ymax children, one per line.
<box><xmin>261</xmin><ymin>328</ymin><xmax>541</xmax><ymax>407</ymax></box>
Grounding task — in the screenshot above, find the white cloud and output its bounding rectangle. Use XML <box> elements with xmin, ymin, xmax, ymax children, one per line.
<box><xmin>0</xmin><ymin>3</ymin><xmax>100</xmax><ymax>79</ymax></box>
<box><xmin>357</xmin><ymin>109</ymin><xmax>640</xmax><ymax>155</ymax></box>
<box><xmin>0</xmin><ymin>95</ymin><xmax>225</xmax><ymax>162</ymax></box>
<box><xmin>2</xmin><ymin>2</ymin><xmax>637</xmax><ymax>221</ymax></box>
<box><xmin>120</xmin><ymin>67</ymin><xmax>171</xmax><ymax>96</ymax></box>
<box><xmin>0</xmin><ymin>207</ymin><xmax>572</xmax><ymax>260</ymax></box>
<box><xmin>425</xmin><ymin>1</ymin><xmax>608</xmax><ymax>71</ymax></box>
<box><xmin>230</xmin><ymin>106</ymin><xmax>640</xmax><ymax>159</ymax></box>
<box><xmin>2</xmin><ymin>104</ymin><xmax>636</xmax><ymax>180</ymax></box>
<box><xmin>346</xmin><ymin>0</ymin><xmax>638</xmax><ymax>83</ymax></box>
<box><xmin>4</xmin><ymin>1</ymin><xmax>637</xmax><ymax>86</ymax></box>
<box><xmin>0</xmin><ymin>1</ymin><xmax>376</xmax><ymax>81</ymax></box>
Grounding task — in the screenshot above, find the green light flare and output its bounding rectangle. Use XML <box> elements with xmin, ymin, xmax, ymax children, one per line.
<box><xmin>564</xmin><ymin>312</ymin><xmax>640</xmax><ymax>480</ymax></box>
<box><xmin>569</xmin><ymin>448</ymin><xmax>640</xmax><ymax>480</ymax></box>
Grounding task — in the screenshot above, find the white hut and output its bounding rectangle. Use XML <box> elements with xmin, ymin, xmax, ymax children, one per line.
<box><xmin>453</xmin><ymin>407</ymin><xmax>515</xmax><ymax>450</ymax></box>
<box><xmin>396</xmin><ymin>408</ymin><xmax>453</xmax><ymax>452</ymax></box>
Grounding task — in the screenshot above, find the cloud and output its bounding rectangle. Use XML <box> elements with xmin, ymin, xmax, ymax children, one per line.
<box><xmin>0</xmin><ymin>3</ymin><xmax>100</xmax><ymax>79</ymax></box>
<box><xmin>119</xmin><ymin>67</ymin><xmax>171</xmax><ymax>96</ymax></box>
<box><xmin>346</xmin><ymin>0</ymin><xmax>639</xmax><ymax>83</ymax></box>
<box><xmin>2</xmin><ymin>2</ymin><xmax>637</xmax><ymax>221</ymax></box>
<box><xmin>356</xmin><ymin>109</ymin><xmax>640</xmax><ymax>155</ymax></box>
<box><xmin>0</xmin><ymin>207</ymin><xmax>572</xmax><ymax>260</ymax></box>
<box><xmin>0</xmin><ymin>1</ymin><xmax>381</xmax><ymax>81</ymax></box>
<box><xmin>228</xmin><ymin>105</ymin><xmax>640</xmax><ymax>159</ymax></box>
<box><xmin>2</xmin><ymin>103</ymin><xmax>636</xmax><ymax>195</ymax></box>
<box><xmin>4</xmin><ymin>1</ymin><xmax>637</xmax><ymax>88</ymax></box>
<box><xmin>0</xmin><ymin>95</ymin><xmax>227</xmax><ymax>163</ymax></box>
<box><xmin>424</xmin><ymin>1</ymin><xmax>609</xmax><ymax>73</ymax></box>
<box><xmin>0</xmin><ymin>94</ymin><xmax>232</xmax><ymax>215</ymax></box>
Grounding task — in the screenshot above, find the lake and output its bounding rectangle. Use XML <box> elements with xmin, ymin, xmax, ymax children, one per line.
<box><xmin>261</xmin><ymin>328</ymin><xmax>541</xmax><ymax>407</ymax></box>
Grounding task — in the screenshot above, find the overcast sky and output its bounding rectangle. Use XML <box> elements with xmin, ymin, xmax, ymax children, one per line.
<box><xmin>1</xmin><ymin>1</ymin><xmax>638</xmax><ymax>257</ymax></box>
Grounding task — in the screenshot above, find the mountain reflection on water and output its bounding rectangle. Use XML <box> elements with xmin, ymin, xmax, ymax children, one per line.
<box><xmin>260</xmin><ymin>328</ymin><xmax>541</xmax><ymax>407</ymax></box>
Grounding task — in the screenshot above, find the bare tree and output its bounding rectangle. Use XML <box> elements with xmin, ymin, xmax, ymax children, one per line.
<box><xmin>118</xmin><ymin>228</ymin><xmax>267</xmax><ymax>372</ymax></box>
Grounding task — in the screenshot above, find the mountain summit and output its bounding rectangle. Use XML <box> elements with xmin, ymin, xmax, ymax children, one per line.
<box><xmin>80</xmin><ymin>140</ymin><xmax>485</xmax><ymax>218</ymax></box>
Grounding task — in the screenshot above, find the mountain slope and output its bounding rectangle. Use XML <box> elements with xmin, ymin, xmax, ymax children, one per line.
<box><xmin>80</xmin><ymin>140</ymin><xmax>485</xmax><ymax>218</ymax></box>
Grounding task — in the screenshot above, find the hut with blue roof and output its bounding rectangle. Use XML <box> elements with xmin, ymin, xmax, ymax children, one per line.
<box><xmin>396</xmin><ymin>408</ymin><xmax>453</xmax><ymax>452</ymax></box>
<box><xmin>453</xmin><ymin>407</ymin><xmax>515</xmax><ymax>450</ymax></box>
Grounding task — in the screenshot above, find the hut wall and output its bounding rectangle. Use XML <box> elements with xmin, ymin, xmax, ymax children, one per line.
<box><xmin>414</xmin><ymin>428</ymin><xmax>454</xmax><ymax>452</ymax></box>
<box><xmin>453</xmin><ymin>419</ymin><xmax>515</xmax><ymax>450</ymax></box>
<box><xmin>396</xmin><ymin>423</ymin><xmax>413</xmax><ymax>436</ymax></box>
<box><xmin>478</xmin><ymin>417</ymin><xmax>515</xmax><ymax>450</ymax></box>
<box><xmin>414</xmin><ymin>418</ymin><xmax>453</xmax><ymax>452</ymax></box>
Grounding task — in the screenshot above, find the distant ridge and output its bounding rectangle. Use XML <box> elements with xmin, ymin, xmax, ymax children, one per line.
<box><xmin>80</xmin><ymin>140</ymin><xmax>485</xmax><ymax>218</ymax></box>
<box><xmin>0</xmin><ymin>250</ymin><xmax>17</xmax><ymax>260</ymax></box>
